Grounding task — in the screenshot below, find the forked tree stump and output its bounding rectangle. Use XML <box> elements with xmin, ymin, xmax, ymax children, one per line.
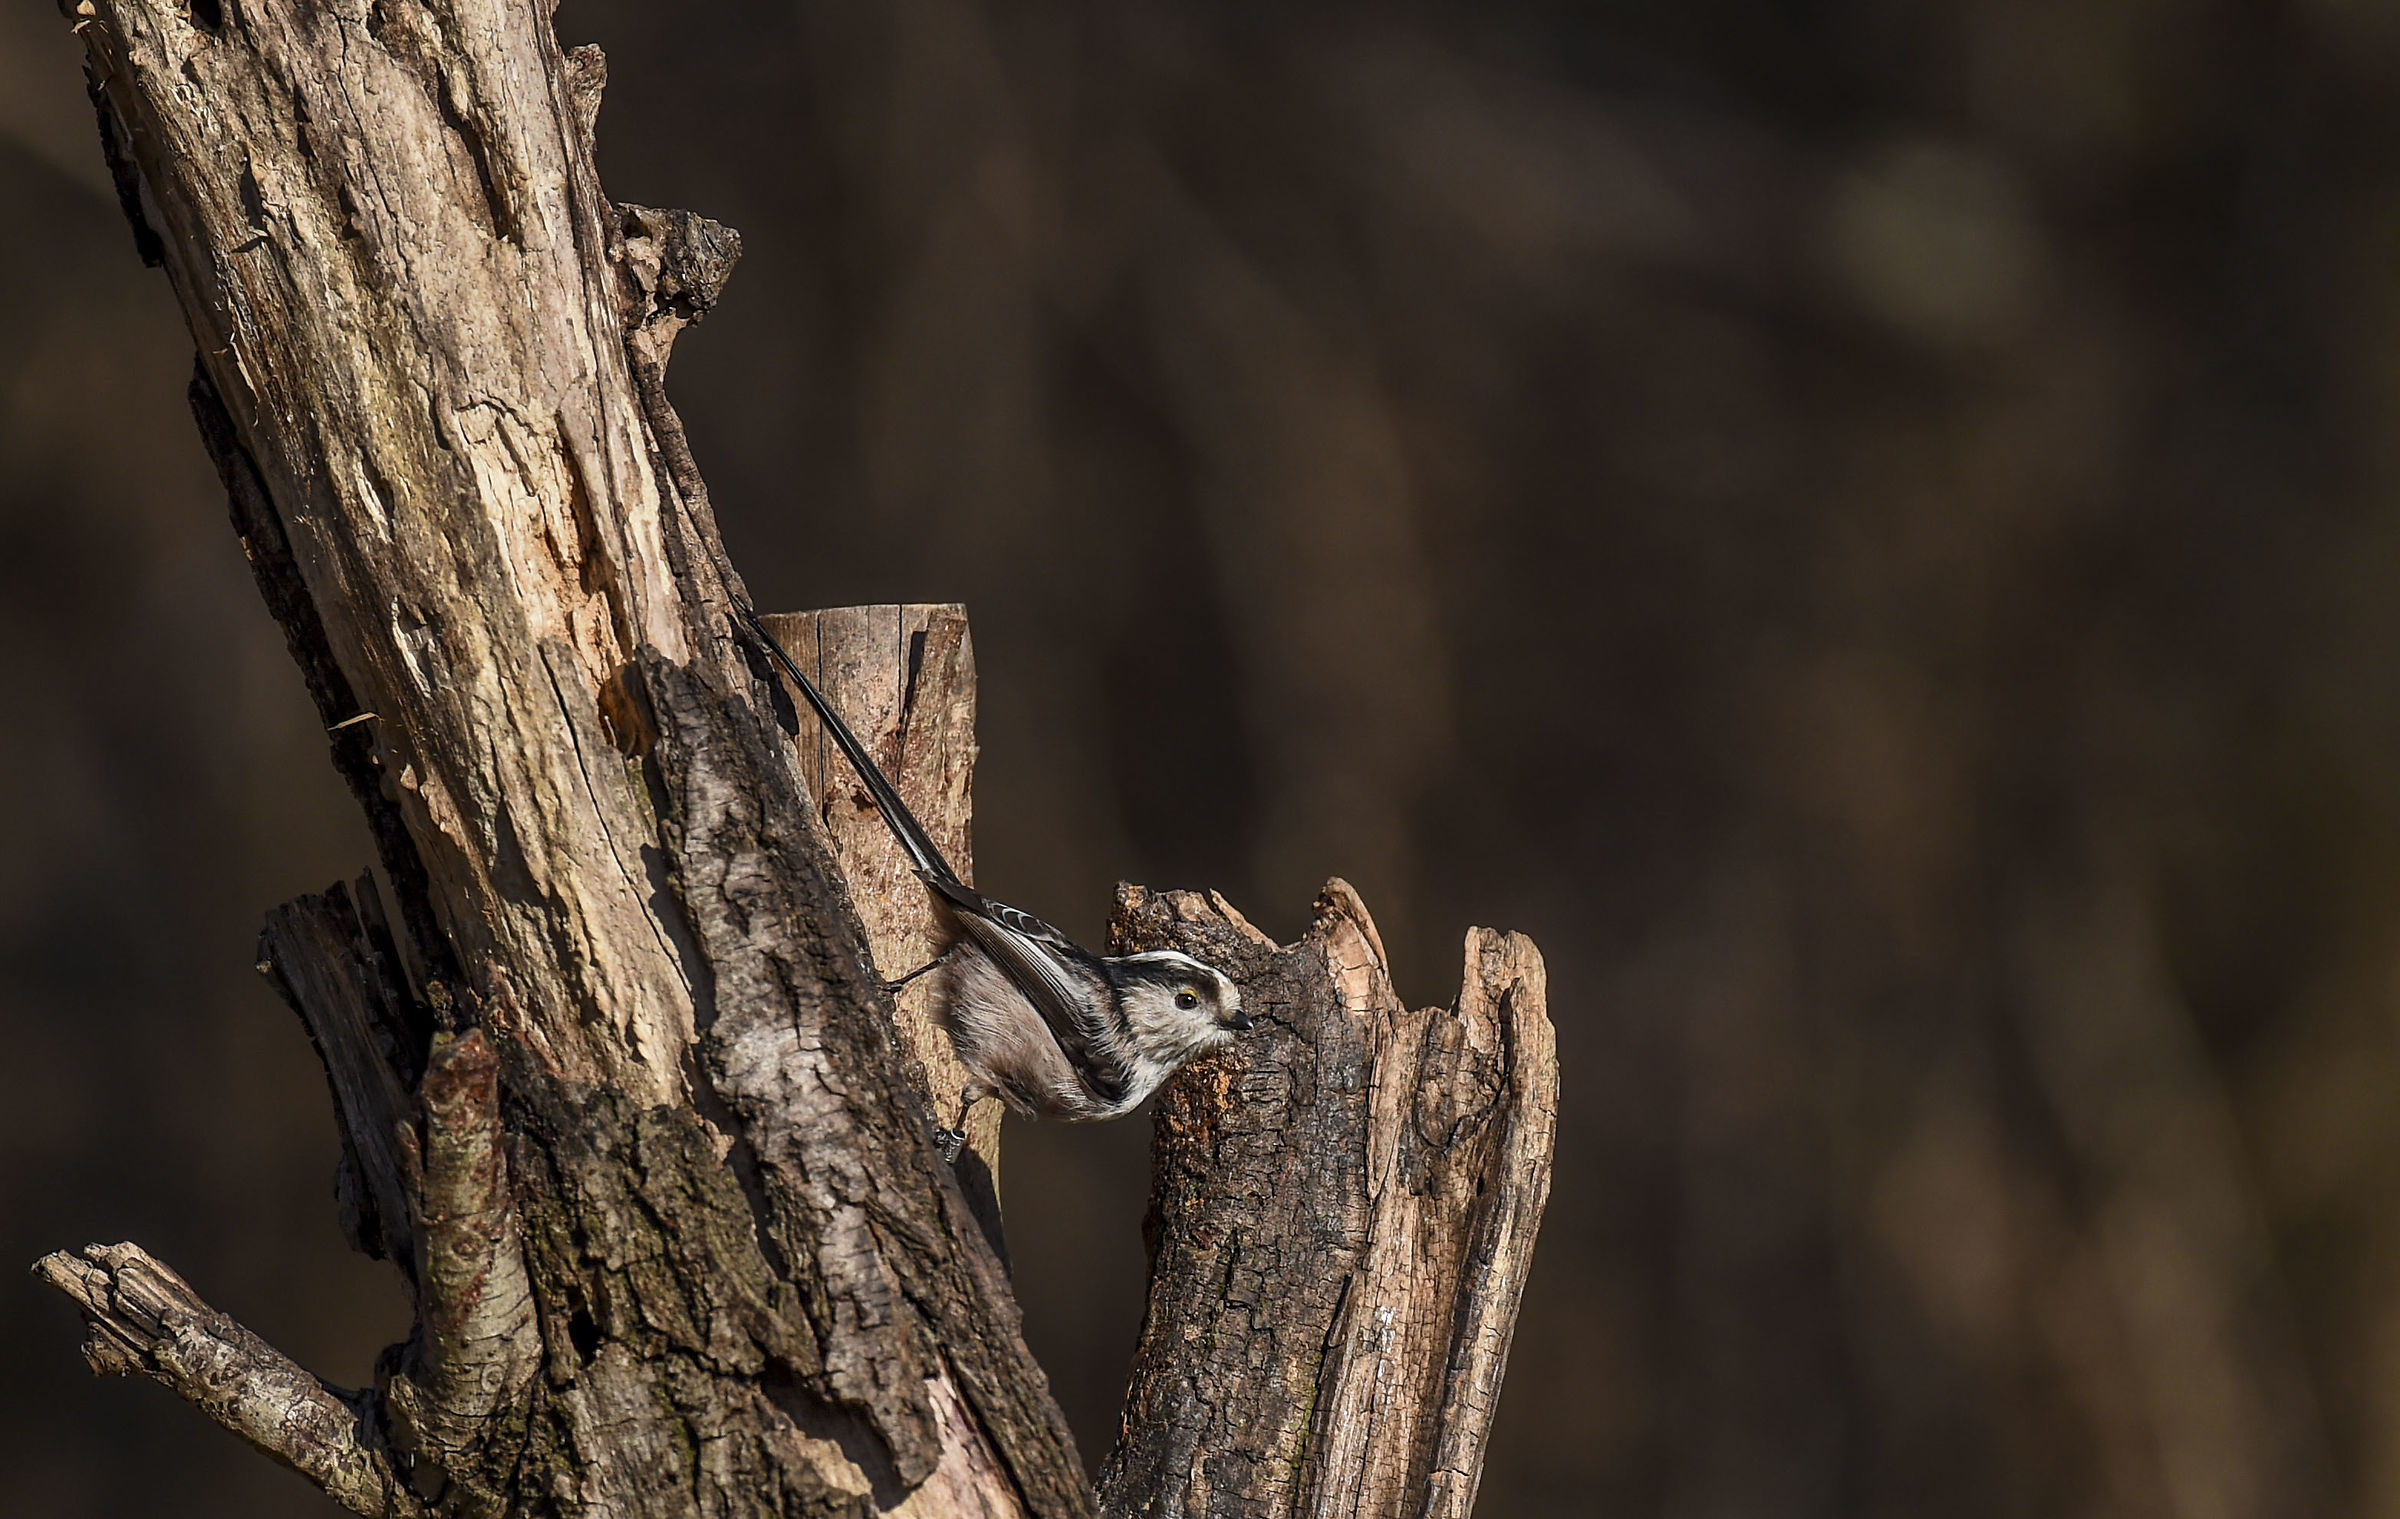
<box><xmin>32</xmin><ymin>3</ymin><xmax>1557</xmax><ymax>1516</ymax></box>
<box><xmin>1102</xmin><ymin>886</ymin><xmax>1555</xmax><ymax>1519</ymax></box>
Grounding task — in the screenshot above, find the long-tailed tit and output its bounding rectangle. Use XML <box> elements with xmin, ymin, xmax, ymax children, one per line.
<box><xmin>732</xmin><ymin>608</ymin><xmax>1249</xmax><ymax>1123</ymax></box>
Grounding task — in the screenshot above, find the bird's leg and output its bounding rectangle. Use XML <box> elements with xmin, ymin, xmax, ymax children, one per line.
<box><xmin>884</xmin><ymin>942</ymin><xmax>956</xmax><ymax>998</ymax></box>
<box><xmin>892</xmin><ymin>948</ymin><xmax>968</xmax><ymax>1163</ymax></box>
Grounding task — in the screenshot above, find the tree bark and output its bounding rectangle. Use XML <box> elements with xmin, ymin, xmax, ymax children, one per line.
<box><xmin>36</xmin><ymin>4</ymin><xmax>1555</xmax><ymax>1517</ymax></box>
<box><xmin>1097</xmin><ymin>885</ymin><xmax>1556</xmax><ymax>1519</ymax></box>
<box><xmin>53</xmin><ymin>1</ymin><xmax>1081</xmax><ymax>1513</ymax></box>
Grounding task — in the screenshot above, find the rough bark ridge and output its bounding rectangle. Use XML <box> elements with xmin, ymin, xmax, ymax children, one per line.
<box><xmin>36</xmin><ymin>3</ymin><xmax>1557</xmax><ymax>1516</ymax></box>
<box><xmin>1098</xmin><ymin>884</ymin><xmax>1557</xmax><ymax>1519</ymax></box>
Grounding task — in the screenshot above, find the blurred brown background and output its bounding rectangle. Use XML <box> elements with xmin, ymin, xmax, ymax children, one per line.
<box><xmin>6</xmin><ymin>1</ymin><xmax>2399</xmax><ymax>1515</ymax></box>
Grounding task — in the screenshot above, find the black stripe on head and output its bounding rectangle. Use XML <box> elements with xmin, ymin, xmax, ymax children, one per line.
<box><xmin>1108</xmin><ymin>953</ymin><xmax>1209</xmax><ymax>992</ymax></box>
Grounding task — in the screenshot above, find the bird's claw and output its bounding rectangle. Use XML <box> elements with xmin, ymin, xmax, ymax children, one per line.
<box><xmin>934</xmin><ymin>1126</ymin><xmax>968</xmax><ymax>1166</ymax></box>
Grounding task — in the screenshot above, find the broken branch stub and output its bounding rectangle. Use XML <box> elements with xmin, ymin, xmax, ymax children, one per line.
<box><xmin>1098</xmin><ymin>881</ymin><xmax>1558</xmax><ymax>1519</ymax></box>
<box><xmin>257</xmin><ymin>872</ymin><xmax>430</xmax><ymax>1273</ymax></box>
<box><xmin>761</xmin><ymin>606</ymin><xmax>1005</xmax><ymax>1241</ymax></box>
<box><xmin>31</xmin><ymin>1243</ymin><xmax>421</xmax><ymax>1519</ymax></box>
<box><xmin>39</xmin><ymin>1</ymin><xmax>1557</xmax><ymax>1514</ymax></box>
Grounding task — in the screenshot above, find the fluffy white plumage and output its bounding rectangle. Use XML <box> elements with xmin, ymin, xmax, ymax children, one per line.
<box><xmin>942</xmin><ymin>939</ymin><xmax>1244</xmax><ymax>1120</ymax></box>
<box><xmin>735</xmin><ymin>606</ymin><xmax>1251</xmax><ymax>1125</ymax></box>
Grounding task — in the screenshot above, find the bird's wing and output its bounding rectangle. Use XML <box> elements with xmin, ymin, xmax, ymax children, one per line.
<box><xmin>928</xmin><ymin>877</ymin><xmax>1082</xmax><ymax>957</ymax></box>
<box><xmin>930</xmin><ymin>877</ymin><xmax>1131</xmax><ymax>1106</ymax></box>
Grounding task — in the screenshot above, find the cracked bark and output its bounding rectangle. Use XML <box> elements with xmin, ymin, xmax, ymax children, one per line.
<box><xmin>36</xmin><ymin>3</ymin><xmax>1554</xmax><ymax>1516</ymax></box>
<box><xmin>46</xmin><ymin>1</ymin><xmax>1076</xmax><ymax>1513</ymax></box>
<box><xmin>1098</xmin><ymin>884</ymin><xmax>1557</xmax><ymax>1519</ymax></box>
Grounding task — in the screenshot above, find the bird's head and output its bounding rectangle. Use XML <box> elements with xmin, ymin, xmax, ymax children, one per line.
<box><xmin>1112</xmin><ymin>951</ymin><xmax>1249</xmax><ymax>1069</ymax></box>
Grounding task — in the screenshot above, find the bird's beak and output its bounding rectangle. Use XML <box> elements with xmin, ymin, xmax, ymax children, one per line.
<box><xmin>1225</xmin><ymin>1010</ymin><xmax>1255</xmax><ymax>1033</ymax></box>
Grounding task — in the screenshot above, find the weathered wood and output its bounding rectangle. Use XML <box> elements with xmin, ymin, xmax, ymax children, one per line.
<box><xmin>763</xmin><ymin>606</ymin><xmax>1004</xmax><ymax>1241</ymax></box>
<box><xmin>385</xmin><ymin>1030</ymin><xmax>540</xmax><ymax>1514</ymax></box>
<box><xmin>200</xmin><ymin>365</ymin><xmax>458</xmax><ymax>991</ymax></box>
<box><xmin>31</xmin><ymin>1242</ymin><xmax>420</xmax><ymax>1519</ymax></box>
<box><xmin>83</xmin><ymin>0</ymin><xmax>702</xmax><ymax>1103</ymax></box>
<box><xmin>256</xmin><ymin>887</ymin><xmax>540</xmax><ymax>1515</ymax></box>
<box><xmin>1097</xmin><ymin>881</ymin><xmax>1557</xmax><ymax>1519</ymax></box>
<box><xmin>48</xmin><ymin>4</ymin><xmax>1090</xmax><ymax>1515</ymax></box>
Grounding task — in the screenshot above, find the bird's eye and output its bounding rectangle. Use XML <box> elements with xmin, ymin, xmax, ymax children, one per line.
<box><xmin>1174</xmin><ymin>988</ymin><xmax>1200</xmax><ymax>1011</ymax></box>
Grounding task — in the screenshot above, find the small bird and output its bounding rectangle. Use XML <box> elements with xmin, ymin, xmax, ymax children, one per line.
<box><xmin>733</xmin><ymin>608</ymin><xmax>1250</xmax><ymax>1125</ymax></box>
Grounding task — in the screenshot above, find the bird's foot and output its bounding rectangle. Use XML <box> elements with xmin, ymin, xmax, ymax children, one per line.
<box><xmin>933</xmin><ymin>1125</ymin><xmax>968</xmax><ymax>1166</ymax></box>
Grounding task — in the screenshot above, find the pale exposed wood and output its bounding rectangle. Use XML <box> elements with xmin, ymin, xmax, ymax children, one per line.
<box><xmin>1409</xmin><ymin>930</ymin><xmax>1559</xmax><ymax>1518</ymax></box>
<box><xmin>1097</xmin><ymin>881</ymin><xmax>1558</xmax><ymax>1519</ymax></box>
<box><xmin>81</xmin><ymin>0</ymin><xmax>702</xmax><ymax>1104</ymax></box>
<box><xmin>763</xmin><ymin>606</ymin><xmax>1005</xmax><ymax>1238</ymax></box>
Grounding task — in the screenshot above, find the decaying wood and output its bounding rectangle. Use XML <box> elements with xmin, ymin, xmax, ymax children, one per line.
<box><xmin>385</xmin><ymin>1029</ymin><xmax>540</xmax><ymax>1510</ymax></box>
<box><xmin>1098</xmin><ymin>881</ymin><xmax>1558</xmax><ymax>1519</ymax></box>
<box><xmin>37</xmin><ymin>2</ymin><xmax>1556</xmax><ymax>1515</ymax></box>
<box><xmin>762</xmin><ymin>606</ymin><xmax>1004</xmax><ymax>1242</ymax></box>
<box><xmin>92</xmin><ymin>0</ymin><xmax>701</xmax><ymax>1106</ymax></box>
<box><xmin>48</xmin><ymin>2</ymin><xmax>1087</xmax><ymax>1514</ymax></box>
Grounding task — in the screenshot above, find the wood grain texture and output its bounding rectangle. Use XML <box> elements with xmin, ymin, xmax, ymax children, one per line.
<box><xmin>257</xmin><ymin>873</ymin><xmax>429</xmax><ymax>1276</ymax></box>
<box><xmin>386</xmin><ymin>1030</ymin><xmax>541</xmax><ymax>1513</ymax></box>
<box><xmin>41</xmin><ymin>5</ymin><xmax>1556</xmax><ymax>1516</ymax></box>
<box><xmin>80</xmin><ymin>0</ymin><xmax>701</xmax><ymax>1102</ymax></box>
<box><xmin>1097</xmin><ymin>881</ymin><xmax>1557</xmax><ymax>1519</ymax></box>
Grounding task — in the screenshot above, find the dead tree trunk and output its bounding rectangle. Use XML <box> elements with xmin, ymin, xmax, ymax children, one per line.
<box><xmin>33</xmin><ymin>4</ymin><xmax>1557</xmax><ymax>1517</ymax></box>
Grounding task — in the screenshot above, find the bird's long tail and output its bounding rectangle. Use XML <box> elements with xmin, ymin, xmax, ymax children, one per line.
<box><xmin>639</xmin><ymin>429</ymin><xmax>961</xmax><ymax>890</ymax></box>
<box><xmin>731</xmin><ymin>604</ymin><xmax>963</xmax><ymax>888</ymax></box>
